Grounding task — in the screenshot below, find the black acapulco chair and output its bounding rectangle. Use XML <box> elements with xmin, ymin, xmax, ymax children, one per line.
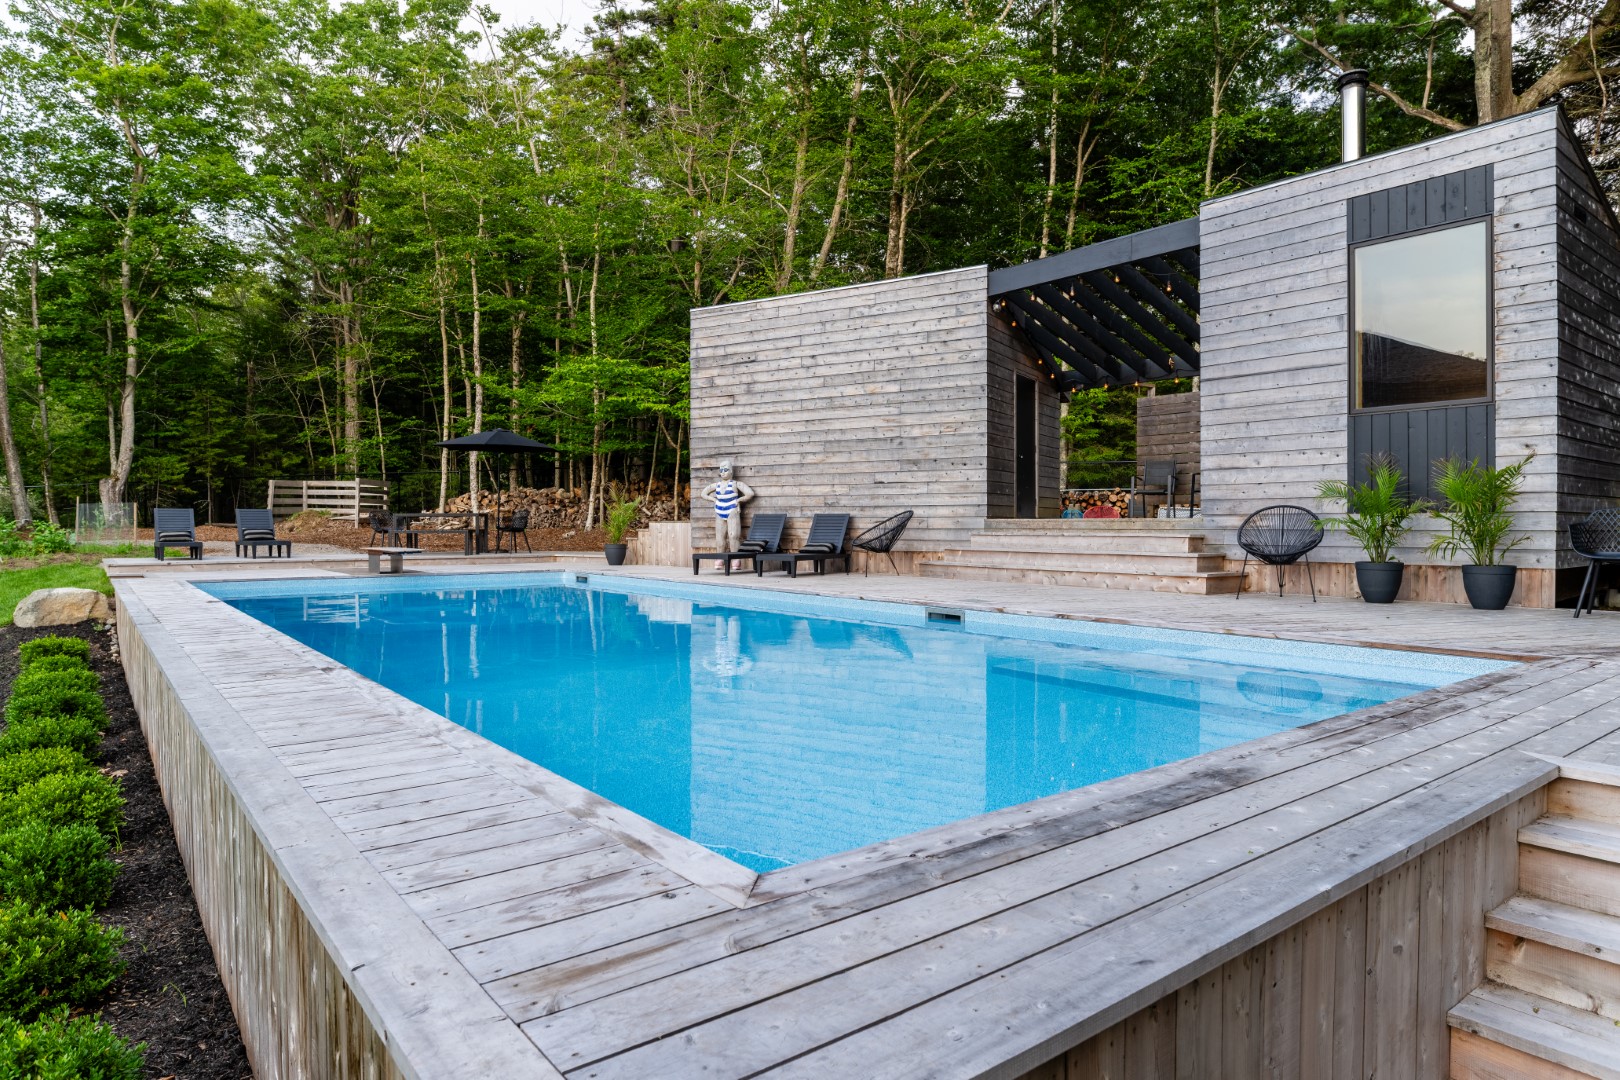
<box><xmin>1570</xmin><ymin>508</ymin><xmax>1620</xmax><ymax>618</ymax></box>
<box><xmin>1236</xmin><ymin>504</ymin><xmax>1325</xmax><ymax>601</ymax></box>
<box><xmin>852</xmin><ymin>510</ymin><xmax>914</xmax><ymax>575</ymax></box>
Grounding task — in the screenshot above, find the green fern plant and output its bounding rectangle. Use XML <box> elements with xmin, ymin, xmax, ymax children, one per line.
<box><xmin>1426</xmin><ymin>455</ymin><xmax>1532</xmax><ymax>566</ymax></box>
<box><xmin>1316</xmin><ymin>457</ymin><xmax>1429</xmax><ymax>564</ymax></box>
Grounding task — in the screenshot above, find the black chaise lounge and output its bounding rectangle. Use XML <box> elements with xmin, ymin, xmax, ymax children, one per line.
<box><xmin>1235</xmin><ymin>504</ymin><xmax>1323</xmax><ymax>601</ymax></box>
<box><xmin>153</xmin><ymin>507</ymin><xmax>203</xmax><ymax>561</ymax></box>
<box><xmin>1570</xmin><ymin>508</ymin><xmax>1620</xmax><ymax>618</ymax></box>
<box><xmin>852</xmin><ymin>510</ymin><xmax>914</xmax><ymax>575</ymax></box>
<box><xmin>756</xmin><ymin>513</ymin><xmax>852</xmax><ymax>577</ymax></box>
<box><xmin>692</xmin><ymin>513</ymin><xmax>788</xmax><ymax>575</ymax></box>
<box><xmin>234</xmin><ymin>508</ymin><xmax>292</xmax><ymax>559</ymax></box>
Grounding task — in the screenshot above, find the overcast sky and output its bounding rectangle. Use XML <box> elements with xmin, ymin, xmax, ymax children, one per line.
<box><xmin>480</xmin><ymin>0</ymin><xmax>598</xmax><ymax>45</ymax></box>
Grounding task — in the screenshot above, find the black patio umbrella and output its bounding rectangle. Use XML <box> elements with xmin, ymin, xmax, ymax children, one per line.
<box><xmin>436</xmin><ymin>428</ymin><xmax>556</xmax><ymax>547</ymax></box>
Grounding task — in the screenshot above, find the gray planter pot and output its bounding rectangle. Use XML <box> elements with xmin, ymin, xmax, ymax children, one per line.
<box><xmin>1461</xmin><ymin>564</ymin><xmax>1516</xmax><ymax>610</ymax></box>
<box><xmin>604</xmin><ymin>543</ymin><xmax>628</xmax><ymax>566</ymax></box>
<box><xmin>1354</xmin><ymin>561</ymin><xmax>1404</xmax><ymax>604</ymax></box>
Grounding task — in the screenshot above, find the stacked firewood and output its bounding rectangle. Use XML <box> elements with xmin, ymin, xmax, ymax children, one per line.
<box><xmin>439</xmin><ymin>483</ymin><xmax>688</xmax><ymax>527</ymax></box>
<box><xmin>1061</xmin><ymin>488</ymin><xmax>1132</xmax><ymax>515</ymax></box>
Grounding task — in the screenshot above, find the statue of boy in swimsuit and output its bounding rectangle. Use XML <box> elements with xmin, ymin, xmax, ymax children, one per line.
<box><xmin>699</xmin><ymin>460</ymin><xmax>755</xmax><ymax>554</ymax></box>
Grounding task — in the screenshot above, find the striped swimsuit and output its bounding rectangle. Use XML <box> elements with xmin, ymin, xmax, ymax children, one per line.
<box><xmin>713</xmin><ymin>480</ymin><xmax>739</xmax><ymax>519</ymax></box>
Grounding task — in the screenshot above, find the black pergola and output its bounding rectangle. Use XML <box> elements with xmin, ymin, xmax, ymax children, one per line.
<box><xmin>988</xmin><ymin>217</ymin><xmax>1201</xmax><ymax>393</ymax></box>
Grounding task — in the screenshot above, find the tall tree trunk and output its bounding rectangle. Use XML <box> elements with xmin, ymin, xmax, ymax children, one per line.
<box><xmin>27</xmin><ymin>206</ymin><xmax>55</xmax><ymax>524</ymax></box>
<box><xmin>1473</xmin><ymin>0</ymin><xmax>1514</xmax><ymax>123</ymax></box>
<box><xmin>1039</xmin><ymin>0</ymin><xmax>1060</xmax><ymax>259</ymax></box>
<box><xmin>469</xmin><ymin>227</ymin><xmax>484</xmax><ymax>519</ymax></box>
<box><xmin>0</xmin><ymin>310</ymin><xmax>32</xmax><ymax>525</ymax></box>
<box><xmin>340</xmin><ymin>284</ymin><xmax>361</xmax><ymax>475</ymax></box>
<box><xmin>505</xmin><ymin>278</ymin><xmax>524</xmax><ymax>493</ymax></box>
<box><xmin>811</xmin><ymin>57</ymin><xmax>868</xmax><ymax>282</ymax></box>
<box><xmin>778</xmin><ymin>120</ymin><xmax>811</xmax><ymax>292</ymax></box>
<box><xmin>104</xmin><ymin>197</ymin><xmax>139</xmax><ymax>510</ymax></box>
<box><xmin>437</xmin><ymin>274</ymin><xmax>452</xmax><ymax>511</ymax></box>
<box><xmin>884</xmin><ymin>133</ymin><xmax>908</xmax><ymax>278</ymax></box>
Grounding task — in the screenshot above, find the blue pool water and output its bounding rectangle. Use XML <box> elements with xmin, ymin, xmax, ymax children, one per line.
<box><xmin>203</xmin><ymin>574</ymin><xmax>1511</xmax><ymax>873</ymax></box>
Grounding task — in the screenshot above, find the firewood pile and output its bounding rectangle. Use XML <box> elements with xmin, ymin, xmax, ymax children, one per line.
<box><xmin>439</xmin><ymin>483</ymin><xmax>687</xmax><ymax>528</ymax></box>
<box><xmin>1061</xmin><ymin>488</ymin><xmax>1131</xmax><ymax>515</ymax></box>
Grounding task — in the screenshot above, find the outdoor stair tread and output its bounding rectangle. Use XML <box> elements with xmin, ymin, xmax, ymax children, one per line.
<box><xmin>1487</xmin><ymin>895</ymin><xmax>1620</xmax><ymax>960</ymax></box>
<box><xmin>1448</xmin><ymin>983</ymin><xmax>1620</xmax><ymax>1079</ymax></box>
<box><xmin>1521</xmin><ymin>817</ymin><xmax>1620</xmax><ymax>865</ymax></box>
<box><xmin>919</xmin><ymin>557</ymin><xmax>1241</xmax><ymax>579</ymax></box>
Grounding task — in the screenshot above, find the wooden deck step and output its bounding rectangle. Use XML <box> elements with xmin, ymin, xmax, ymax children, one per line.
<box><xmin>938</xmin><ymin>549</ymin><xmax>1226</xmax><ymax>574</ymax></box>
<box><xmin>1549</xmin><ymin>776</ymin><xmax>1620</xmax><ymax>826</ymax></box>
<box><xmin>1486</xmin><ymin>896</ymin><xmax>1620</xmax><ymax>1020</ymax></box>
<box><xmin>966</xmin><ymin>532</ymin><xmax>1209</xmax><ymax>554</ymax></box>
<box><xmin>1520</xmin><ymin>817</ymin><xmax>1620</xmax><ymax>866</ymax></box>
<box><xmin>916</xmin><ymin>558</ymin><xmax>1243</xmax><ymax>596</ymax></box>
<box><xmin>1448</xmin><ymin>983</ymin><xmax>1620</xmax><ymax>1080</ymax></box>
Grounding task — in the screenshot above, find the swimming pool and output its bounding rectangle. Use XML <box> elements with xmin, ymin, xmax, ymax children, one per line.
<box><xmin>201</xmin><ymin>573</ymin><xmax>1511</xmax><ymax>873</ymax></box>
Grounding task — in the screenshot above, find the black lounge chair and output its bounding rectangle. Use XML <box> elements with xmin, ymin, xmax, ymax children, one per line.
<box><xmin>692</xmin><ymin>513</ymin><xmax>787</xmax><ymax>575</ymax></box>
<box><xmin>1236</xmin><ymin>505</ymin><xmax>1324</xmax><ymax>601</ymax></box>
<box><xmin>495</xmin><ymin>508</ymin><xmax>533</xmax><ymax>553</ymax></box>
<box><xmin>1570</xmin><ymin>508</ymin><xmax>1620</xmax><ymax>617</ymax></box>
<box><xmin>235</xmin><ymin>508</ymin><xmax>291</xmax><ymax>559</ymax></box>
<box><xmin>755</xmin><ymin>513</ymin><xmax>852</xmax><ymax>577</ymax></box>
<box><xmin>153</xmin><ymin>507</ymin><xmax>203</xmax><ymax>561</ymax></box>
<box><xmin>852</xmin><ymin>510</ymin><xmax>913</xmax><ymax>575</ymax></box>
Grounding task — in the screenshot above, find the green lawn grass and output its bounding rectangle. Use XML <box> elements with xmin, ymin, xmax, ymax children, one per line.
<box><xmin>0</xmin><ymin>563</ymin><xmax>114</xmax><ymax>626</ymax></box>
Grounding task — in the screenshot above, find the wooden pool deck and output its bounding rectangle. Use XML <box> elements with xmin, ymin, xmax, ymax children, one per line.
<box><xmin>112</xmin><ymin>563</ymin><xmax>1620</xmax><ymax>1078</ymax></box>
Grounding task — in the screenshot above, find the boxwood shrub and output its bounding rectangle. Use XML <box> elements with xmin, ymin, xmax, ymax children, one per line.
<box><xmin>0</xmin><ymin>772</ymin><xmax>123</xmax><ymax>841</ymax></box>
<box><xmin>4</xmin><ymin>684</ymin><xmax>107</xmax><ymax>732</ymax></box>
<box><xmin>0</xmin><ymin>715</ymin><xmax>104</xmax><ymax>759</ymax></box>
<box><xmin>15</xmin><ymin>639</ymin><xmax>91</xmax><ymax>672</ymax></box>
<box><xmin>0</xmin><ymin>1009</ymin><xmax>143</xmax><ymax>1080</ymax></box>
<box><xmin>0</xmin><ymin>901</ymin><xmax>125</xmax><ymax>1020</ymax></box>
<box><xmin>14</xmin><ymin>656</ymin><xmax>90</xmax><ymax>680</ymax></box>
<box><xmin>11</xmin><ymin>669</ymin><xmax>99</xmax><ymax>701</ymax></box>
<box><xmin>0</xmin><ymin>749</ymin><xmax>93</xmax><ymax>799</ymax></box>
<box><xmin>0</xmin><ymin>824</ymin><xmax>117</xmax><ymax>911</ymax></box>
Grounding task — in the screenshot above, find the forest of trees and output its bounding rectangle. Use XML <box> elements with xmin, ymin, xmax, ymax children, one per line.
<box><xmin>0</xmin><ymin>0</ymin><xmax>1616</xmax><ymax>528</ymax></box>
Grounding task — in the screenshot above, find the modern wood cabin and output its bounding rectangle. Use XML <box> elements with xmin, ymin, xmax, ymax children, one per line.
<box><xmin>688</xmin><ymin>105</ymin><xmax>1620</xmax><ymax>607</ymax></box>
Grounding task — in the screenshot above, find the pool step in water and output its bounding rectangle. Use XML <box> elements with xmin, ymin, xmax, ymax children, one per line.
<box><xmin>1448</xmin><ymin>772</ymin><xmax>1620</xmax><ymax>1079</ymax></box>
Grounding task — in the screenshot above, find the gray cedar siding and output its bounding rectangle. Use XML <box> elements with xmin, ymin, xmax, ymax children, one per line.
<box><xmin>1135</xmin><ymin>392</ymin><xmax>1201</xmax><ymax>495</ymax></box>
<box><xmin>688</xmin><ymin>267</ymin><xmax>993</xmax><ymax>550</ymax></box>
<box><xmin>1555</xmin><ymin>116</ymin><xmax>1620</xmax><ymax>566</ymax></box>
<box><xmin>986</xmin><ymin>311</ymin><xmax>1062</xmax><ymax>518</ymax></box>
<box><xmin>1198</xmin><ymin>109</ymin><xmax>1563</xmax><ymax>571</ymax></box>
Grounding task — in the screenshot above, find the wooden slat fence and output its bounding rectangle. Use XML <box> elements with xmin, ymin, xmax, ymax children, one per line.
<box><xmin>268</xmin><ymin>479</ymin><xmax>387</xmax><ymax>524</ymax></box>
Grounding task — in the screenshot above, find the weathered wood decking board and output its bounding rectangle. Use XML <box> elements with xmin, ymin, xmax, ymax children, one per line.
<box><xmin>116</xmin><ymin>567</ymin><xmax>1620</xmax><ymax>1079</ymax></box>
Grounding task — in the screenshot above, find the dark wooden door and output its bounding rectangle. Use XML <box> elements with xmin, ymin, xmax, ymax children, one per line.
<box><xmin>1015</xmin><ymin>376</ymin><xmax>1036</xmax><ymax>518</ymax></box>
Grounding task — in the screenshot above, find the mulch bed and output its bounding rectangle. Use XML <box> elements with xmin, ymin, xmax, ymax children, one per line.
<box><xmin>0</xmin><ymin>622</ymin><xmax>250</xmax><ymax>1080</ymax></box>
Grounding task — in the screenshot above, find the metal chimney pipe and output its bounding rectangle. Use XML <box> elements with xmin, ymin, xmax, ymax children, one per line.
<box><xmin>1336</xmin><ymin>69</ymin><xmax>1370</xmax><ymax>162</ymax></box>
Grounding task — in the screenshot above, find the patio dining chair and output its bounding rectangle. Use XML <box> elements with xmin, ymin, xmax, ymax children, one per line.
<box><xmin>852</xmin><ymin>510</ymin><xmax>913</xmax><ymax>575</ymax></box>
<box><xmin>1570</xmin><ymin>508</ymin><xmax>1620</xmax><ymax>618</ymax></box>
<box><xmin>366</xmin><ymin>509</ymin><xmax>395</xmax><ymax>546</ymax></box>
<box><xmin>1129</xmin><ymin>459</ymin><xmax>1177</xmax><ymax>518</ymax></box>
<box><xmin>495</xmin><ymin>508</ymin><xmax>533</xmax><ymax>553</ymax></box>
<box><xmin>1236</xmin><ymin>504</ymin><xmax>1324</xmax><ymax>601</ymax></box>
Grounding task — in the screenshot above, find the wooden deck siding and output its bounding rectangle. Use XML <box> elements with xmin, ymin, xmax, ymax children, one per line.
<box><xmin>115</xmin><ymin>566</ymin><xmax>1620</xmax><ymax>1079</ymax></box>
<box><xmin>1199</xmin><ymin>110</ymin><xmax>1565</xmax><ymax>601</ymax></box>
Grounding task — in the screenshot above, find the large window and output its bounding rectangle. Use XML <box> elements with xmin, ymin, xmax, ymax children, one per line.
<box><xmin>1352</xmin><ymin>220</ymin><xmax>1490</xmax><ymax>410</ymax></box>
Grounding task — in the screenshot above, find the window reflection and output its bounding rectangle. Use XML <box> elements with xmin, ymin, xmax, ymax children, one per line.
<box><xmin>1354</xmin><ymin>220</ymin><xmax>1490</xmax><ymax>409</ymax></box>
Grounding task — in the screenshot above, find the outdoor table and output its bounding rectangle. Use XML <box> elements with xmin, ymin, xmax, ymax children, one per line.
<box><xmin>389</xmin><ymin>512</ymin><xmax>490</xmax><ymax>555</ymax></box>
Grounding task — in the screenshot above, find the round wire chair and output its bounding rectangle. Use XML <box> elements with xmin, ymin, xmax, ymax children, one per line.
<box><xmin>1570</xmin><ymin>508</ymin><xmax>1620</xmax><ymax>618</ymax></box>
<box><xmin>1236</xmin><ymin>504</ymin><xmax>1325</xmax><ymax>601</ymax></box>
<box><xmin>852</xmin><ymin>510</ymin><xmax>914</xmax><ymax>575</ymax></box>
<box><xmin>366</xmin><ymin>508</ymin><xmax>394</xmax><ymax>546</ymax></box>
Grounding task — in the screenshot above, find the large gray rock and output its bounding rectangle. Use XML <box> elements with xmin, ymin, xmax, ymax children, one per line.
<box><xmin>13</xmin><ymin>587</ymin><xmax>114</xmax><ymax>627</ymax></box>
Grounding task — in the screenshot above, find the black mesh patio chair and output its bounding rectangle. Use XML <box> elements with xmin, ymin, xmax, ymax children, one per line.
<box><xmin>495</xmin><ymin>508</ymin><xmax>533</xmax><ymax>553</ymax></box>
<box><xmin>153</xmin><ymin>507</ymin><xmax>203</xmax><ymax>561</ymax></box>
<box><xmin>234</xmin><ymin>508</ymin><xmax>291</xmax><ymax>559</ymax></box>
<box><xmin>1129</xmin><ymin>459</ymin><xmax>1178</xmax><ymax>518</ymax></box>
<box><xmin>366</xmin><ymin>509</ymin><xmax>394</xmax><ymax>546</ymax></box>
<box><xmin>852</xmin><ymin>510</ymin><xmax>914</xmax><ymax>575</ymax></box>
<box><xmin>692</xmin><ymin>513</ymin><xmax>787</xmax><ymax>575</ymax></box>
<box><xmin>1570</xmin><ymin>508</ymin><xmax>1620</xmax><ymax>618</ymax></box>
<box><xmin>1236</xmin><ymin>504</ymin><xmax>1324</xmax><ymax>601</ymax></box>
<box><xmin>755</xmin><ymin>513</ymin><xmax>853</xmax><ymax>577</ymax></box>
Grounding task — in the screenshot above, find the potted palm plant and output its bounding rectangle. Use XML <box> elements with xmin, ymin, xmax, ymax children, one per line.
<box><xmin>1316</xmin><ymin>457</ymin><xmax>1428</xmax><ymax>603</ymax></box>
<box><xmin>603</xmin><ymin>497</ymin><xmax>640</xmax><ymax>566</ymax></box>
<box><xmin>1426</xmin><ymin>455</ymin><xmax>1532</xmax><ymax>610</ymax></box>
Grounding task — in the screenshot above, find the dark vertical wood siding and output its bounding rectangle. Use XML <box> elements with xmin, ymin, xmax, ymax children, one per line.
<box><xmin>1347</xmin><ymin>165</ymin><xmax>1492</xmax><ymax>243</ymax></box>
<box><xmin>1349</xmin><ymin>404</ymin><xmax>1495</xmax><ymax>502</ymax></box>
<box><xmin>988</xmin><ymin>311</ymin><xmax>1061</xmax><ymax>518</ymax></box>
<box><xmin>1555</xmin><ymin>119</ymin><xmax>1620</xmax><ymax>567</ymax></box>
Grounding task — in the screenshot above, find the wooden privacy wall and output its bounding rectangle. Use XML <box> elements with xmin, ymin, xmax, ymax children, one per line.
<box><xmin>1198</xmin><ymin>109</ymin><xmax>1563</xmax><ymax>580</ymax></box>
<box><xmin>1135</xmin><ymin>392</ymin><xmax>1200</xmax><ymax>492</ymax></box>
<box><xmin>118</xmin><ymin>607</ymin><xmax>405</xmax><ymax>1080</ymax></box>
<box><xmin>1014</xmin><ymin>789</ymin><xmax>1543</xmax><ymax>1080</ymax></box>
<box><xmin>688</xmin><ymin>267</ymin><xmax>1059</xmax><ymax>551</ymax></box>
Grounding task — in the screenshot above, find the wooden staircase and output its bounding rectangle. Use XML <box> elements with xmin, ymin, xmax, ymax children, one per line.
<box><xmin>1448</xmin><ymin>768</ymin><xmax>1620</xmax><ymax>1079</ymax></box>
<box><xmin>916</xmin><ymin>519</ymin><xmax>1243</xmax><ymax>595</ymax></box>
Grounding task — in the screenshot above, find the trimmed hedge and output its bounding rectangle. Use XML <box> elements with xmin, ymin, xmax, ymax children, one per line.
<box><xmin>12</xmin><ymin>669</ymin><xmax>99</xmax><ymax>700</ymax></box>
<box><xmin>0</xmin><ymin>824</ymin><xmax>117</xmax><ymax>910</ymax></box>
<box><xmin>4</xmin><ymin>684</ymin><xmax>107</xmax><ymax>732</ymax></box>
<box><xmin>15</xmin><ymin>657</ymin><xmax>90</xmax><ymax>679</ymax></box>
<box><xmin>0</xmin><ymin>749</ymin><xmax>93</xmax><ymax>799</ymax></box>
<box><xmin>0</xmin><ymin>773</ymin><xmax>123</xmax><ymax>841</ymax></box>
<box><xmin>0</xmin><ymin>715</ymin><xmax>103</xmax><ymax>759</ymax></box>
<box><xmin>0</xmin><ymin>902</ymin><xmax>125</xmax><ymax>1021</ymax></box>
<box><xmin>15</xmin><ymin>639</ymin><xmax>90</xmax><ymax>672</ymax></box>
<box><xmin>0</xmin><ymin>1009</ymin><xmax>144</xmax><ymax>1080</ymax></box>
